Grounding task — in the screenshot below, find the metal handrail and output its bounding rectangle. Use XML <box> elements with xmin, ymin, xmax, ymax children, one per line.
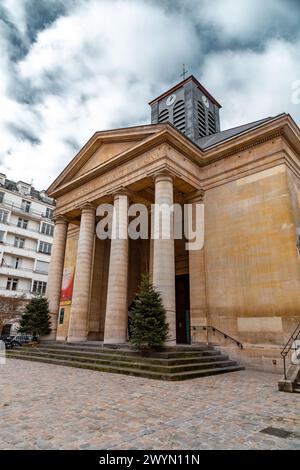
<box><xmin>280</xmin><ymin>322</ymin><xmax>300</xmax><ymax>380</ymax></box>
<box><xmin>191</xmin><ymin>325</ymin><xmax>243</xmax><ymax>349</ymax></box>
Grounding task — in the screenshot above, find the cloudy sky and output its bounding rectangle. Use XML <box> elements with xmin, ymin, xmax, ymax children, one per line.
<box><xmin>1</xmin><ymin>0</ymin><xmax>300</xmax><ymax>190</ymax></box>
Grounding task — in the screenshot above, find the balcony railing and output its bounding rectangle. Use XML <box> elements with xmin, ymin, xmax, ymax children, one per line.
<box><xmin>0</xmin><ymin>264</ymin><xmax>48</xmax><ymax>275</ymax></box>
<box><xmin>0</xmin><ymin>286</ymin><xmax>46</xmax><ymax>296</ymax></box>
<box><xmin>4</xmin><ymin>241</ymin><xmax>38</xmax><ymax>253</ymax></box>
<box><xmin>0</xmin><ymin>222</ymin><xmax>54</xmax><ymax>238</ymax></box>
<box><xmin>0</xmin><ymin>264</ymin><xmax>34</xmax><ymax>273</ymax></box>
<box><xmin>0</xmin><ymin>199</ymin><xmax>53</xmax><ymax>220</ymax></box>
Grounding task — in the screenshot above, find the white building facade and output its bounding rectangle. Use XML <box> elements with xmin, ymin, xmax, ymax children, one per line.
<box><xmin>0</xmin><ymin>174</ymin><xmax>55</xmax><ymax>317</ymax></box>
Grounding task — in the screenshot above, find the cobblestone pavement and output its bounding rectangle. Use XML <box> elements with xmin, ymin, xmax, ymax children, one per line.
<box><xmin>0</xmin><ymin>359</ymin><xmax>299</xmax><ymax>450</ymax></box>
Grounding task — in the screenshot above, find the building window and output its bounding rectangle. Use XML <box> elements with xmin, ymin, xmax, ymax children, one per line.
<box><xmin>14</xmin><ymin>236</ymin><xmax>25</xmax><ymax>249</ymax></box>
<box><xmin>38</xmin><ymin>241</ymin><xmax>52</xmax><ymax>255</ymax></box>
<box><xmin>32</xmin><ymin>280</ymin><xmax>47</xmax><ymax>295</ymax></box>
<box><xmin>35</xmin><ymin>260</ymin><xmax>49</xmax><ymax>274</ymax></box>
<box><xmin>21</xmin><ymin>199</ymin><xmax>31</xmax><ymax>213</ymax></box>
<box><xmin>0</xmin><ymin>209</ymin><xmax>9</xmax><ymax>223</ymax></box>
<box><xmin>0</xmin><ymin>230</ymin><xmax>5</xmax><ymax>243</ymax></box>
<box><xmin>0</xmin><ymin>192</ymin><xmax>4</xmax><ymax>203</ymax></box>
<box><xmin>59</xmin><ymin>308</ymin><xmax>65</xmax><ymax>325</ymax></box>
<box><xmin>17</xmin><ymin>218</ymin><xmax>28</xmax><ymax>229</ymax></box>
<box><xmin>45</xmin><ymin>208</ymin><xmax>54</xmax><ymax>219</ymax></box>
<box><xmin>40</xmin><ymin>222</ymin><xmax>54</xmax><ymax>236</ymax></box>
<box><xmin>6</xmin><ymin>277</ymin><xmax>18</xmax><ymax>291</ymax></box>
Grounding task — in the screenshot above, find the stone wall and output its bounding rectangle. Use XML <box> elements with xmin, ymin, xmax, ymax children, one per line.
<box><xmin>204</xmin><ymin>164</ymin><xmax>300</xmax><ymax>348</ymax></box>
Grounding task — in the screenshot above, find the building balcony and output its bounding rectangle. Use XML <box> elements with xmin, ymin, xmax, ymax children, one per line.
<box><xmin>0</xmin><ymin>286</ymin><xmax>33</xmax><ymax>300</ymax></box>
<box><xmin>0</xmin><ymin>265</ymin><xmax>48</xmax><ymax>277</ymax></box>
<box><xmin>4</xmin><ymin>241</ymin><xmax>37</xmax><ymax>254</ymax></box>
<box><xmin>0</xmin><ymin>199</ymin><xmax>54</xmax><ymax>222</ymax></box>
<box><xmin>0</xmin><ymin>242</ymin><xmax>51</xmax><ymax>263</ymax></box>
<box><xmin>1</xmin><ymin>224</ymin><xmax>53</xmax><ymax>243</ymax></box>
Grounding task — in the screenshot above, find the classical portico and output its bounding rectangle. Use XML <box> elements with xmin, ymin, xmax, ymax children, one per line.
<box><xmin>46</xmin><ymin>139</ymin><xmax>194</xmax><ymax>344</ymax></box>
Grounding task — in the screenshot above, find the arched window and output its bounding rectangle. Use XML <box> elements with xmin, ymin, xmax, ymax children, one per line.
<box><xmin>158</xmin><ymin>109</ymin><xmax>169</xmax><ymax>123</ymax></box>
<box><xmin>208</xmin><ymin>111</ymin><xmax>216</xmax><ymax>135</ymax></box>
<box><xmin>173</xmin><ymin>100</ymin><xmax>185</xmax><ymax>133</ymax></box>
<box><xmin>198</xmin><ymin>101</ymin><xmax>206</xmax><ymax>138</ymax></box>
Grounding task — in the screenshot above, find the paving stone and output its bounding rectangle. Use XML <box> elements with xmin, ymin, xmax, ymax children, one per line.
<box><xmin>0</xmin><ymin>359</ymin><xmax>299</xmax><ymax>450</ymax></box>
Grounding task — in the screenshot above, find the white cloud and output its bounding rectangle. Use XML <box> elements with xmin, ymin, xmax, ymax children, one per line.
<box><xmin>0</xmin><ymin>0</ymin><xmax>300</xmax><ymax>190</ymax></box>
<box><xmin>199</xmin><ymin>0</ymin><xmax>298</xmax><ymax>42</ymax></box>
<box><xmin>202</xmin><ymin>39</ymin><xmax>300</xmax><ymax>129</ymax></box>
<box><xmin>1</xmin><ymin>0</ymin><xmax>198</xmax><ymax>188</ymax></box>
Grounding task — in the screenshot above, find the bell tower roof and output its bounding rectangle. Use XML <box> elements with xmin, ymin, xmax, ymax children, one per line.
<box><xmin>149</xmin><ymin>75</ymin><xmax>222</xmax><ymax>109</ymax></box>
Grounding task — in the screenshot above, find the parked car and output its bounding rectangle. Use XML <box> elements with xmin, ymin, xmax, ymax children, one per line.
<box><xmin>11</xmin><ymin>333</ymin><xmax>34</xmax><ymax>344</ymax></box>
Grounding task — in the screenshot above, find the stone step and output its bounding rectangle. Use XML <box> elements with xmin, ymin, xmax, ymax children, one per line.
<box><xmin>7</xmin><ymin>350</ymin><xmax>235</xmax><ymax>373</ymax></box>
<box><xmin>7</xmin><ymin>353</ymin><xmax>244</xmax><ymax>381</ymax></box>
<box><xmin>294</xmin><ymin>388</ymin><xmax>300</xmax><ymax>393</ymax></box>
<box><xmin>17</xmin><ymin>346</ymin><xmax>226</xmax><ymax>365</ymax></box>
<box><xmin>41</xmin><ymin>341</ymin><xmax>213</xmax><ymax>353</ymax></box>
<box><xmin>38</xmin><ymin>343</ymin><xmax>217</xmax><ymax>358</ymax></box>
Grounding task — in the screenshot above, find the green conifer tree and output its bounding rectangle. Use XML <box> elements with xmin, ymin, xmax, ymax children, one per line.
<box><xmin>129</xmin><ymin>275</ymin><xmax>169</xmax><ymax>350</ymax></box>
<box><xmin>19</xmin><ymin>296</ymin><xmax>51</xmax><ymax>338</ymax></box>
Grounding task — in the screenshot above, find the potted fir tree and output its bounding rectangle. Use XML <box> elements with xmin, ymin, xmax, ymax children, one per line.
<box><xmin>129</xmin><ymin>275</ymin><xmax>169</xmax><ymax>351</ymax></box>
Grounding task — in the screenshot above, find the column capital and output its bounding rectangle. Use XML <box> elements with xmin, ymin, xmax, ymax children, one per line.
<box><xmin>184</xmin><ymin>189</ymin><xmax>205</xmax><ymax>203</ymax></box>
<box><xmin>53</xmin><ymin>215</ymin><xmax>69</xmax><ymax>225</ymax></box>
<box><xmin>153</xmin><ymin>170</ymin><xmax>174</xmax><ymax>184</ymax></box>
<box><xmin>77</xmin><ymin>202</ymin><xmax>96</xmax><ymax>213</ymax></box>
<box><xmin>110</xmin><ymin>187</ymin><xmax>130</xmax><ymax>202</ymax></box>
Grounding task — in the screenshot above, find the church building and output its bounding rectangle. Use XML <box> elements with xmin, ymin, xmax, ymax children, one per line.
<box><xmin>46</xmin><ymin>75</ymin><xmax>300</xmax><ymax>370</ymax></box>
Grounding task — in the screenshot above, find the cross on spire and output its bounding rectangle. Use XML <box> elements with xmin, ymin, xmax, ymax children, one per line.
<box><xmin>180</xmin><ymin>64</ymin><xmax>188</xmax><ymax>81</ymax></box>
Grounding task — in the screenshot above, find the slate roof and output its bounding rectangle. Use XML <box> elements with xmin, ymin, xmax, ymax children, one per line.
<box><xmin>196</xmin><ymin>114</ymin><xmax>286</xmax><ymax>150</ymax></box>
<box><xmin>0</xmin><ymin>179</ymin><xmax>55</xmax><ymax>206</ymax></box>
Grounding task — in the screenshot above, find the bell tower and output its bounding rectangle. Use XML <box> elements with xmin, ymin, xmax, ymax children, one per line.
<box><xmin>149</xmin><ymin>75</ymin><xmax>222</xmax><ymax>144</ymax></box>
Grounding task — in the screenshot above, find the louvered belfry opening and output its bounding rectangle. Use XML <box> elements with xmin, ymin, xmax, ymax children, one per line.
<box><xmin>173</xmin><ymin>100</ymin><xmax>186</xmax><ymax>134</ymax></box>
<box><xmin>208</xmin><ymin>111</ymin><xmax>216</xmax><ymax>135</ymax></box>
<box><xmin>198</xmin><ymin>101</ymin><xmax>206</xmax><ymax>138</ymax></box>
<box><xmin>158</xmin><ymin>109</ymin><xmax>169</xmax><ymax>123</ymax></box>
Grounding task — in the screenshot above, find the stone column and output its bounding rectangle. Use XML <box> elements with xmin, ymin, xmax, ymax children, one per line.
<box><xmin>67</xmin><ymin>203</ymin><xmax>96</xmax><ymax>342</ymax></box>
<box><xmin>152</xmin><ymin>172</ymin><xmax>176</xmax><ymax>345</ymax></box>
<box><xmin>46</xmin><ymin>216</ymin><xmax>68</xmax><ymax>340</ymax></box>
<box><xmin>186</xmin><ymin>191</ymin><xmax>208</xmax><ymax>343</ymax></box>
<box><xmin>104</xmin><ymin>193</ymin><xmax>129</xmax><ymax>344</ymax></box>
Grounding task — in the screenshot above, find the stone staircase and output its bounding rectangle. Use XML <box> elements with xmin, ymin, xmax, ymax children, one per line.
<box><xmin>7</xmin><ymin>342</ymin><xmax>244</xmax><ymax>381</ymax></box>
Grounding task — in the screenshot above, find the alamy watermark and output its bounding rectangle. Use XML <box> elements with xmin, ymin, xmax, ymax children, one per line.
<box><xmin>96</xmin><ymin>202</ymin><xmax>204</xmax><ymax>251</ymax></box>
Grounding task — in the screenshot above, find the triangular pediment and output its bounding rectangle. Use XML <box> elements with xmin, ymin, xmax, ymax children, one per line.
<box><xmin>76</xmin><ymin>141</ymin><xmax>138</xmax><ymax>177</ymax></box>
<box><xmin>47</xmin><ymin>124</ymin><xmax>165</xmax><ymax>195</ymax></box>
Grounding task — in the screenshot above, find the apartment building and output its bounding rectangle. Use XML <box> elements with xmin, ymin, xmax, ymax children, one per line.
<box><xmin>0</xmin><ymin>173</ymin><xmax>55</xmax><ymax>335</ymax></box>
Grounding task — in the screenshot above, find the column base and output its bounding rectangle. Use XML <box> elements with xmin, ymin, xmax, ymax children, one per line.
<box><xmin>56</xmin><ymin>336</ymin><xmax>67</xmax><ymax>342</ymax></box>
<box><xmin>67</xmin><ymin>336</ymin><xmax>88</xmax><ymax>343</ymax></box>
<box><xmin>166</xmin><ymin>340</ymin><xmax>177</xmax><ymax>346</ymax></box>
<box><xmin>104</xmin><ymin>338</ymin><xmax>128</xmax><ymax>345</ymax></box>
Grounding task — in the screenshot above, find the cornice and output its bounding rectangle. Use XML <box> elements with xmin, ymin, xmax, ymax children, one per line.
<box><xmin>48</xmin><ymin>115</ymin><xmax>300</xmax><ymax>200</ymax></box>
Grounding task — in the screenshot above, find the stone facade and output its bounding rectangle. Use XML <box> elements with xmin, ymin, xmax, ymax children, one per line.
<box><xmin>46</xmin><ymin>110</ymin><xmax>300</xmax><ymax>371</ymax></box>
